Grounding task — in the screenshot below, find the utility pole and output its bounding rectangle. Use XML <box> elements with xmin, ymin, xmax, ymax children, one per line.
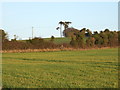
<box><xmin>60</xmin><ymin>24</ymin><xmax>62</xmax><ymax>38</ymax></box>
<box><xmin>32</xmin><ymin>27</ymin><xmax>34</xmax><ymax>39</ymax></box>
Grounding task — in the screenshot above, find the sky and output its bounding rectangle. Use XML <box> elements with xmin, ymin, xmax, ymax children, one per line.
<box><xmin>0</xmin><ymin>1</ymin><xmax>118</xmax><ymax>40</ymax></box>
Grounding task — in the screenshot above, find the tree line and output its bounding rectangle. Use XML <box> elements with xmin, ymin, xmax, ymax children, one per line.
<box><xmin>68</xmin><ymin>28</ymin><xmax>119</xmax><ymax>48</ymax></box>
<box><xmin>0</xmin><ymin>28</ymin><xmax>119</xmax><ymax>51</ymax></box>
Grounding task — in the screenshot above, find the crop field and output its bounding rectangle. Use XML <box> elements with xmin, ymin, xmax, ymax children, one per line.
<box><xmin>2</xmin><ymin>48</ymin><xmax>118</xmax><ymax>88</ymax></box>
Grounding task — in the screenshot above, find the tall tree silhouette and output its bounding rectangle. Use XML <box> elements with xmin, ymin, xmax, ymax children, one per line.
<box><xmin>64</xmin><ymin>21</ymin><xmax>72</xmax><ymax>30</ymax></box>
<box><xmin>56</xmin><ymin>21</ymin><xmax>72</xmax><ymax>37</ymax></box>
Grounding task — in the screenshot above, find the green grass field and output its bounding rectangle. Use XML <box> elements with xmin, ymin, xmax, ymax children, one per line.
<box><xmin>18</xmin><ymin>37</ymin><xmax>71</xmax><ymax>44</ymax></box>
<box><xmin>2</xmin><ymin>48</ymin><xmax>118</xmax><ymax>88</ymax></box>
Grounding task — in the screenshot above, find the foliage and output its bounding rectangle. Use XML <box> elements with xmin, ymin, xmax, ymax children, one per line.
<box><xmin>70</xmin><ymin>37</ymin><xmax>78</xmax><ymax>47</ymax></box>
<box><xmin>70</xmin><ymin>28</ymin><xmax>119</xmax><ymax>48</ymax></box>
<box><xmin>86</xmin><ymin>37</ymin><xmax>95</xmax><ymax>47</ymax></box>
<box><xmin>0</xmin><ymin>29</ymin><xmax>8</xmax><ymax>43</ymax></box>
<box><xmin>63</xmin><ymin>28</ymin><xmax>79</xmax><ymax>37</ymax></box>
<box><xmin>58</xmin><ymin>21</ymin><xmax>72</xmax><ymax>30</ymax></box>
<box><xmin>45</xmin><ymin>37</ymin><xmax>71</xmax><ymax>44</ymax></box>
<box><xmin>1</xmin><ymin>28</ymin><xmax>119</xmax><ymax>50</ymax></box>
<box><xmin>50</xmin><ymin>36</ymin><xmax>55</xmax><ymax>42</ymax></box>
<box><xmin>2</xmin><ymin>37</ymin><xmax>57</xmax><ymax>50</ymax></box>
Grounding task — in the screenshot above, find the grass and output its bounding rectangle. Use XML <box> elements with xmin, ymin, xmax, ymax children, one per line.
<box><xmin>18</xmin><ymin>37</ymin><xmax>88</xmax><ymax>44</ymax></box>
<box><xmin>2</xmin><ymin>48</ymin><xmax>118</xmax><ymax>88</ymax></box>
<box><xmin>18</xmin><ymin>37</ymin><xmax>71</xmax><ymax>44</ymax></box>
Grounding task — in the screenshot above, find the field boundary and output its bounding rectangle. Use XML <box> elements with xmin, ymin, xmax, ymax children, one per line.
<box><xmin>1</xmin><ymin>47</ymin><xmax>118</xmax><ymax>53</ymax></box>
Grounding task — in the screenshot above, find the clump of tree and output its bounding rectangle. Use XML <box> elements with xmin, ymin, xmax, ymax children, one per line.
<box><xmin>70</xmin><ymin>37</ymin><xmax>78</xmax><ymax>48</ymax></box>
<box><xmin>70</xmin><ymin>28</ymin><xmax>119</xmax><ymax>48</ymax></box>
<box><xmin>11</xmin><ymin>35</ymin><xmax>19</xmax><ymax>41</ymax></box>
<box><xmin>25</xmin><ymin>37</ymin><xmax>58</xmax><ymax>49</ymax></box>
<box><xmin>86</xmin><ymin>37</ymin><xmax>95</xmax><ymax>47</ymax></box>
<box><xmin>3</xmin><ymin>41</ymin><xmax>32</xmax><ymax>50</ymax></box>
<box><xmin>1</xmin><ymin>29</ymin><xmax>58</xmax><ymax>50</ymax></box>
<box><xmin>0</xmin><ymin>29</ymin><xmax>8</xmax><ymax>43</ymax></box>
<box><xmin>70</xmin><ymin>28</ymin><xmax>87</xmax><ymax>48</ymax></box>
<box><xmin>1</xmin><ymin>28</ymin><xmax>119</xmax><ymax>51</ymax></box>
<box><xmin>50</xmin><ymin>36</ymin><xmax>55</xmax><ymax>42</ymax></box>
<box><xmin>92</xmin><ymin>29</ymin><xmax>118</xmax><ymax>47</ymax></box>
<box><xmin>63</xmin><ymin>28</ymin><xmax>79</xmax><ymax>37</ymax></box>
<box><xmin>56</xmin><ymin>21</ymin><xmax>72</xmax><ymax>37</ymax></box>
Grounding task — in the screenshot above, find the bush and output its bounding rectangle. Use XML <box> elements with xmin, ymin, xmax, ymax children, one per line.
<box><xmin>70</xmin><ymin>37</ymin><xmax>78</xmax><ymax>48</ymax></box>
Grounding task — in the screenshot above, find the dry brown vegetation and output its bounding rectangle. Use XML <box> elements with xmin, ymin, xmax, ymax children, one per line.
<box><xmin>1</xmin><ymin>46</ymin><xmax>118</xmax><ymax>53</ymax></box>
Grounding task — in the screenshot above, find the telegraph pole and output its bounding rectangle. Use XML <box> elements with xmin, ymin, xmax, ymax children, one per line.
<box><xmin>32</xmin><ymin>27</ymin><xmax>34</xmax><ymax>39</ymax></box>
<box><xmin>60</xmin><ymin>24</ymin><xmax>62</xmax><ymax>38</ymax></box>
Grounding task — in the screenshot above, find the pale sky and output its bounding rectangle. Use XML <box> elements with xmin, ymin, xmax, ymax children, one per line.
<box><xmin>0</xmin><ymin>0</ymin><xmax>118</xmax><ymax>39</ymax></box>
